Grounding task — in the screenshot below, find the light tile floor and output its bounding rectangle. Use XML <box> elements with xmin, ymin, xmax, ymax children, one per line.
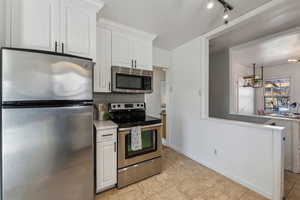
<box><xmin>96</xmin><ymin>147</ymin><xmax>300</xmax><ymax>200</ymax></box>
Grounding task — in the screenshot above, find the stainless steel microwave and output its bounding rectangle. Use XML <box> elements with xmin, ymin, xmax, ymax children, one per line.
<box><xmin>111</xmin><ymin>66</ymin><xmax>153</xmax><ymax>94</ymax></box>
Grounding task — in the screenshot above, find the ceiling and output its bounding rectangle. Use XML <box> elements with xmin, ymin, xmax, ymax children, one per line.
<box><xmin>210</xmin><ymin>0</ymin><xmax>300</xmax><ymax>53</ymax></box>
<box><xmin>231</xmin><ymin>28</ymin><xmax>300</xmax><ymax>67</ymax></box>
<box><xmin>99</xmin><ymin>0</ymin><xmax>271</xmax><ymax>50</ymax></box>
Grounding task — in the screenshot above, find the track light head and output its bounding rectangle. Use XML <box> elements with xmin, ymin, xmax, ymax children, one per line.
<box><xmin>206</xmin><ymin>0</ymin><xmax>215</xmax><ymax>9</ymax></box>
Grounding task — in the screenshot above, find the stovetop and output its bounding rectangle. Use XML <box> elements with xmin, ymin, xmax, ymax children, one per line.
<box><xmin>111</xmin><ymin>115</ymin><xmax>161</xmax><ymax>129</ymax></box>
<box><xmin>108</xmin><ymin>102</ymin><xmax>162</xmax><ymax>128</ymax></box>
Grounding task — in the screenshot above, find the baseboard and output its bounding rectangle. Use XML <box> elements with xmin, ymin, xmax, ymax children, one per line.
<box><xmin>168</xmin><ymin>145</ymin><xmax>272</xmax><ymax>199</ymax></box>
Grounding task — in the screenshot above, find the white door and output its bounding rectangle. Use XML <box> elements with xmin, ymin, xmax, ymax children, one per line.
<box><xmin>133</xmin><ymin>39</ymin><xmax>153</xmax><ymax>70</ymax></box>
<box><xmin>95</xmin><ymin>27</ymin><xmax>111</xmax><ymax>93</ymax></box>
<box><xmin>112</xmin><ymin>32</ymin><xmax>133</xmax><ymax>68</ymax></box>
<box><xmin>10</xmin><ymin>0</ymin><xmax>59</xmax><ymax>51</ymax></box>
<box><xmin>97</xmin><ymin>140</ymin><xmax>117</xmax><ymax>192</ymax></box>
<box><xmin>60</xmin><ymin>0</ymin><xmax>96</xmax><ymax>59</ymax></box>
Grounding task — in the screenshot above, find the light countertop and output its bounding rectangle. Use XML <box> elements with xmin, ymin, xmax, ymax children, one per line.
<box><xmin>94</xmin><ymin>120</ymin><xmax>118</xmax><ymax>130</ymax></box>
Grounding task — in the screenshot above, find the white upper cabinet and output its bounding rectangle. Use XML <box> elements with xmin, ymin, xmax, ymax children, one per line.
<box><xmin>6</xmin><ymin>0</ymin><xmax>102</xmax><ymax>59</ymax></box>
<box><xmin>100</xmin><ymin>19</ymin><xmax>156</xmax><ymax>70</ymax></box>
<box><xmin>112</xmin><ymin>32</ymin><xmax>134</xmax><ymax>68</ymax></box>
<box><xmin>9</xmin><ymin>0</ymin><xmax>59</xmax><ymax>51</ymax></box>
<box><xmin>95</xmin><ymin>27</ymin><xmax>112</xmax><ymax>93</ymax></box>
<box><xmin>60</xmin><ymin>0</ymin><xmax>96</xmax><ymax>59</ymax></box>
<box><xmin>133</xmin><ymin>39</ymin><xmax>153</xmax><ymax>70</ymax></box>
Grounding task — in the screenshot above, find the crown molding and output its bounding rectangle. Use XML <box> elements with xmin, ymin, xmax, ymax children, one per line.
<box><xmin>84</xmin><ymin>0</ymin><xmax>104</xmax><ymax>11</ymax></box>
<box><xmin>98</xmin><ymin>18</ymin><xmax>157</xmax><ymax>41</ymax></box>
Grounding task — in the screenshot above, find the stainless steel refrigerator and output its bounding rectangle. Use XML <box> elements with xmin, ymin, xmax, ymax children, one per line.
<box><xmin>1</xmin><ymin>48</ymin><xmax>95</xmax><ymax>200</ymax></box>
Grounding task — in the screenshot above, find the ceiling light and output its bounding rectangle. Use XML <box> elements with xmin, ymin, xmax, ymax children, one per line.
<box><xmin>206</xmin><ymin>0</ymin><xmax>215</xmax><ymax>9</ymax></box>
<box><xmin>288</xmin><ymin>59</ymin><xmax>299</xmax><ymax>63</ymax></box>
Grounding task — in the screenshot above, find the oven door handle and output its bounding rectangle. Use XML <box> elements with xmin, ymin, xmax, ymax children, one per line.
<box><xmin>118</xmin><ymin>123</ymin><xmax>163</xmax><ymax>132</ymax></box>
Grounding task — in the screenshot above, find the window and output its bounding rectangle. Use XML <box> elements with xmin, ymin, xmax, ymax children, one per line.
<box><xmin>264</xmin><ymin>78</ymin><xmax>290</xmax><ymax>113</ymax></box>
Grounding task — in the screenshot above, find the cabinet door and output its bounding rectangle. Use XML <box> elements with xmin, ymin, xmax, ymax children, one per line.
<box><xmin>133</xmin><ymin>39</ymin><xmax>153</xmax><ymax>70</ymax></box>
<box><xmin>112</xmin><ymin>32</ymin><xmax>133</xmax><ymax>68</ymax></box>
<box><xmin>61</xmin><ymin>0</ymin><xmax>96</xmax><ymax>59</ymax></box>
<box><xmin>94</xmin><ymin>27</ymin><xmax>112</xmax><ymax>93</ymax></box>
<box><xmin>10</xmin><ymin>0</ymin><xmax>59</xmax><ymax>51</ymax></box>
<box><xmin>97</xmin><ymin>140</ymin><xmax>117</xmax><ymax>192</ymax></box>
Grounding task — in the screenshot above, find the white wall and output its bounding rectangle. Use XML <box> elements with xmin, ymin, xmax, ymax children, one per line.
<box><xmin>153</xmin><ymin>47</ymin><xmax>171</xmax><ymax>68</ymax></box>
<box><xmin>145</xmin><ymin>68</ymin><xmax>166</xmax><ymax>118</ymax></box>
<box><xmin>169</xmin><ymin>36</ymin><xmax>283</xmax><ymax>199</ymax></box>
<box><xmin>231</xmin><ymin>62</ymin><xmax>255</xmax><ymax>115</ymax></box>
<box><xmin>146</xmin><ymin>47</ymin><xmax>171</xmax><ymax>118</ymax></box>
<box><xmin>256</xmin><ymin>62</ymin><xmax>300</xmax><ymax>111</ymax></box>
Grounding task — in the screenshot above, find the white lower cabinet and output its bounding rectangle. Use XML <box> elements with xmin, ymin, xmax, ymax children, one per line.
<box><xmin>96</xmin><ymin>128</ymin><xmax>117</xmax><ymax>193</ymax></box>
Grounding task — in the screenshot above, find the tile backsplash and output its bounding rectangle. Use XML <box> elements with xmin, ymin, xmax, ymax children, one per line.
<box><xmin>94</xmin><ymin>93</ymin><xmax>145</xmax><ymax>104</ymax></box>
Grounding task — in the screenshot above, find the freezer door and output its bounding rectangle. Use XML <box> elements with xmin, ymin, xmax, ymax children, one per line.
<box><xmin>2</xmin><ymin>49</ymin><xmax>94</xmax><ymax>102</ymax></box>
<box><xmin>2</xmin><ymin>106</ymin><xmax>94</xmax><ymax>200</ymax></box>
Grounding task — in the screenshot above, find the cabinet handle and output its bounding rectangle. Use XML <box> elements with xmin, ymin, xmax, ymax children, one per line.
<box><xmin>62</xmin><ymin>43</ymin><xmax>65</xmax><ymax>54</ymax></box>
<box><xmin>55</xmin><ymin>41</ymin><xmax>58</xmax><ymax>52</ymax></box>
<box><xmin>102</xmin><ymin>134</ymin><xmax>113</xmax><ymax>137</ymax></box>
<box><xmin>114</xmin><ymin>142</ymin><xmax>116</xmax><ymax>152</ymax></box>
<box><xmin>131</xmin><ymin>59</ymin><xmax>134</xmax><ymax>68</ymax></box>
<box><xmin>109</xmin><ymin>82</ymin><xmax>111</xmax><ymax>91</ymax></box>
<box><xmin>135</xmin><ymin>60</ymin><xmax>137</xmax><ymax>68</ymax></box>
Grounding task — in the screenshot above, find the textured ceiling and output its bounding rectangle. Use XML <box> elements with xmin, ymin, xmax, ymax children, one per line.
<box><xmin>231</xmin><ymin>28</ymin><xmax>300</xmax><ymax>67</ymax></box>
<box><xmin>210</xmin><ymin>0</ymin><xmax>300</xmax><ymax>53</ymax></box>
<box><xmin>99</xmin><ymin>0</ymin><xmax>271</xmax><ymax>50</ymax></box>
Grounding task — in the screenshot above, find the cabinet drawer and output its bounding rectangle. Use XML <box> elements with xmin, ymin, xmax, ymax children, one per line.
<box><xmin>97</xmin><ymin>128</ymin><xmax>116</xmax><ymax>142</ymax></box>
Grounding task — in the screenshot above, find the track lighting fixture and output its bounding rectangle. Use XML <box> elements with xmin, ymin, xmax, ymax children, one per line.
<box><xmin>206</xmin><ymin>0</ymin><xmax>234</xmax><ymax>24</ymax></box>
<box><xmin>223</xmin><ymin>8</ymin><xmax>229</xmax><ymax>19</ymax></box>
<box><xmin>206</xmin><ymin>0</ymin><xmax>215</xmax><ymax>9</ymax></box>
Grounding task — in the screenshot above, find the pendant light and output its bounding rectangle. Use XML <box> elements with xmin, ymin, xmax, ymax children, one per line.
<box><xmin>242</xmin><ymin>64</ymin><xmax>264</xmax><ymax>88</ymax></box>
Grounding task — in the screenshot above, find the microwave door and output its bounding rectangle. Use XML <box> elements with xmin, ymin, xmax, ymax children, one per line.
<box><xmin>111</xmin><ymin>66</ymin><xmax>153</xmax><ymax>94</ymax></box>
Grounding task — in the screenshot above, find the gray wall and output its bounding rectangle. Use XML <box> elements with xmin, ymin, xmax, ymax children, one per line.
<box><xmin>94</xmin><ymin>93</ymin><xmax>144</xmax><ymax>104</ymax></box>
<box><xmin>209</xmin><ymin>48</ymin><xmax>230</xmax><ymax>119</ymax></box>
<box><xmin>209</xmin><ymin>48</ymin><xmax>269</xmax><ymax>124</ymax></box>
<box><xmin>0</xmin><ymin>0</ymin><xmax>5</xmax><ymax>47</ymax></box>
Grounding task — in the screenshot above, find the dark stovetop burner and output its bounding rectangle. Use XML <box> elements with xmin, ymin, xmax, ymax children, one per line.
<box><xmin>108</xmin><ymin>102</ymin><xmax>161</xmax><ymax>128</ymax></box>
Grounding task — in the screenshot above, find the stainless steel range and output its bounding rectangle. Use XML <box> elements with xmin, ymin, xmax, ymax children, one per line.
<box><xmin>108</xmin><ymin>103</ymin><xmax>162</xmax><ymax>188</ymax></box>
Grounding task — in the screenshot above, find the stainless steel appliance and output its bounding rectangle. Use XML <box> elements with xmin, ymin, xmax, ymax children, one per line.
<box><xmin>1</xmin><ymin>48</ymin><xmax>95</xmax><ymax>200</ymax></box>
<box><xmin>108</xmin><ymin>103</ymin><xmax>162</xmax><ymax>188</ymax></box>
<box><xmin>111</xmin><ymin>66</ymin><xmax>153</xmax><ymax>94</ymax></box>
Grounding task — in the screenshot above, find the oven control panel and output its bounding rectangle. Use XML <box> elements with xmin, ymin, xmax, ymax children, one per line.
<box><xmin>109</xmin><ymin>103</ymin><xmax>145</xmax><ymax>111</ymax></box>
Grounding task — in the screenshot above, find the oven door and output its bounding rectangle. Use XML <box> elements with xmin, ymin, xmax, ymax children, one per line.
<box><xmin>118</xmin><ymin>124</ymin><xmax>162</xmax><ymax>169</ymax></box>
